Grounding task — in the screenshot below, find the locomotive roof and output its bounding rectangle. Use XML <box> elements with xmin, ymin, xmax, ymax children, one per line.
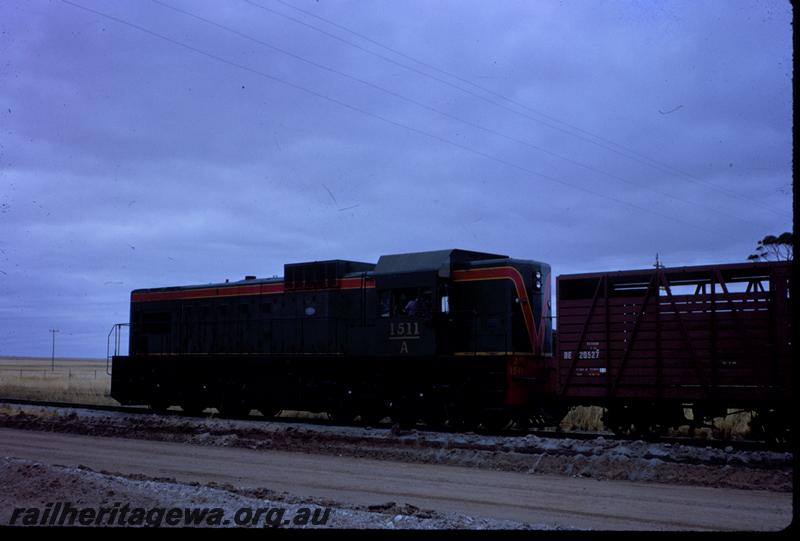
<box><xmin>132</xmin><ymin>249</ymin><xmax>553</xmax><ymax>293</ymax></box>
<box><xmin>374</xmin><ymin>249</ymin><xmax>507</xmax><ymax>276</ymax></box>
<box><xmin>131</xmin><ymin>275</ymin><xmax>284</xmax><ymax>293</ymax></box>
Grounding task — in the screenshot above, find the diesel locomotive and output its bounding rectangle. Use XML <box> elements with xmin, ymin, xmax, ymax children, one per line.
<box><xmin>111</xmin><ymin>249</ymin><xmax>554</xmax><ymax>428</ymax></box>
<box><xmin>110</xmin><ymin>249</ymin><xmax>792</xmax><ymax>439</ymax></box>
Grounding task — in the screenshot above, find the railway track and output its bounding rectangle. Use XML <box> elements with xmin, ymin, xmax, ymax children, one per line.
<box><xmin>0</xmin><ymin>397</ymin><xmax>781</xmax><ymax>452</ymax></box>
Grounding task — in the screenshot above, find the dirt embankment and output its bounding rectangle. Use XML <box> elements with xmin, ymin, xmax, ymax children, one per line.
<box><xmin>1</xmin><ymin>457</ymin><xmax>548</xmax><ymax>529</ymax></box>
<box><xmin>0</xmin><ymin>404</ymin><xmax>792</xmax><ymax>492</ymax></box>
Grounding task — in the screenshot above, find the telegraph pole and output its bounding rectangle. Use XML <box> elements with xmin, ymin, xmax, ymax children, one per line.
<box><xmin>49</xmin><ymin>329</ymin><xmax>59</xmax><ymax>371</ymax></box>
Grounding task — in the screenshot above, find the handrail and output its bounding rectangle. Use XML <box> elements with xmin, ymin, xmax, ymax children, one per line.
<box><xmin>106</xmin><ymin>323</ymin><xmax>130</xmax><ymax>375</ymax></box>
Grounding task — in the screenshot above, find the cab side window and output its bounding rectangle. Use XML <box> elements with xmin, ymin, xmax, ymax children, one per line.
<box><xmin>378</xmin><ymin>288</ymin><xmax>434</xmax><ymax>317</ymax></box>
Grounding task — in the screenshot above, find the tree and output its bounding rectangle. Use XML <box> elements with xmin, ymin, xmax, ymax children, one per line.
<box><xmin>747</xmin><ymin>232</ymin><xmax>793</xmax><ymax>262</ymax></box>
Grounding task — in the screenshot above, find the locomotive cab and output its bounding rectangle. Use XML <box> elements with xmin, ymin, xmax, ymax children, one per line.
<box><xmin>373</xmin><ymin>249</ymin><xmax>505</xmax><ymax>357</ymax></box>
<box><xmin>377</xmin><ymin>285</ymin><xmax>435</xmax><ymax>353</ymax></box>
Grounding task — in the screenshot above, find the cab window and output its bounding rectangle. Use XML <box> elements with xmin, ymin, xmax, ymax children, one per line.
<box><xmin>378</xmin><ymin>288</ymin><xmax>433</xmax><ymax>317</ymax></box>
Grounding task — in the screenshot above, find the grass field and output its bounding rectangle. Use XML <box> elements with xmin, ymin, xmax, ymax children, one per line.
<box><xmin>0</xmin><ymin>356</ymin><xmax>114</xmax><ymax>406</ymax></box>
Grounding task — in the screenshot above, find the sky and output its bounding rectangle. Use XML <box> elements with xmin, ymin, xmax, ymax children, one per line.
<box><xmin>0</xmin><ymin>0</ymin><xmax>793</xmax><ymax>358</ymax></box>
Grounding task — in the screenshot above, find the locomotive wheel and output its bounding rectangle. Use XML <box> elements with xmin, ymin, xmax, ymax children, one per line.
<box><xmin>389</xmin><ymin>403</ymin><xmax>418</xmax><ymax>429</ymax></box>
<box><xmin>149</xmin><ymin>401</ymin><xmax>170</xmax><ymax>413</ymax></box>
<box><xmin>181</xmin><ymin>402</ymin><xmax>206</xmax><ymax>416</ymax></box>
<box><xmin>216</xmin><ymin>382</ymin><xmax>252</xmax><ymax>418</ymax></box>
<box><xmin>528</xmin><ymin>404</ymin><xmax>568</xmax><ymax>429</ymax></box>
<box><xmin>423</xmin><ymin>411</ymin><xmax>447</xmax><ymax>430</ymax></box>
<box><xmin>328</xmin><ymin>408</ymin><xmax>358</xmax><ymax>424</ymax></box>
<box><xmin>355</xmin><ymin>398</ymin><xmax>386</xmax><ymax>426</ymax></box>
<box><xmin>358</xmin><ymin>413</ymin><xmax>385</xmax><ymax>426</ymax></box>
<box><xmin>511</xmin><ymin>414</ymin><xmax>530</xmax><ymax>431</ymax></box>
<box><xmin>218</xmin><ymin>396</ymin><xmax>251</xmax><ymax>418</ymax></box>
<box><xmin>421</xmin><ymin>398</ymin><xmax>448</xmax><ymax>429</ymax></box>
<box><xmin>447</xmin><ymin>409</ymin><xmax>480</xmax><ymax>431</ymax></box>
<box><xmin>392</xmin><ymin>414</ymin><xmax>417</xmax><ymax>429</ymax></box>
<box><xmin>219</xmin><ymin>404</ymin><xmax>251</xmax><ymax>418</ymax></box>
<box><xmin>258</xmin><ymin>405</ymin><xmax>282</xmax><ymax>418</ymax></box>
<box><xmin>480</xmin><ymin>411</ymin><xmax>512</xmax><ymax>432</ymax></box>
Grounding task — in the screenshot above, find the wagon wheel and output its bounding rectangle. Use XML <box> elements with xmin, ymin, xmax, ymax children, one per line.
<box><xmin>603</xmin><ymin>406</ymin><xmax>639</xmax><ymax>438</ymax></box>
<box><xmin>633</xmin><ymin>420</ymin><xmax>669</xmax><ymax>440</ymax></box>
<box><xmin>607</xmin><ymin>423</ymin><xmax>635</xmax><ymax>437</ymax></box>
<box><xmin>750</xmin><ymin>409</ymin><xmax>791</xmax><ymax>445</ymax></box>
<box><xmin>606</xmin><ymin>411</ymin><xmax>668</xmax><ymax>439</ymax></box>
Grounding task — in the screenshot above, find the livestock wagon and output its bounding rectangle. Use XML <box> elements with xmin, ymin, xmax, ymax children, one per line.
<box><xmin>555</xmin><ymin>261</ymin><xmax>792</xmax><ymax>438</ymax></box>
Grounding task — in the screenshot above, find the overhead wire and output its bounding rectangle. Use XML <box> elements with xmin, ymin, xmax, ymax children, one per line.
<box><xmin>59</xmin><ymin>0</ymin><xmax>744</xmax><ymax>243</ymax></box>
<box><xmin>147</xmin><ymin>0</ymin><xmax>771</xmax><ymax>231</ymax></box>
<box><xmin>250</xmin><ymin>0</ymin><xmax>786</xmax><ymax>216</ymax></box>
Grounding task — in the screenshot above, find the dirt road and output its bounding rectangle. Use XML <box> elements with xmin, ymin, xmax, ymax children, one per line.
<box><xmin>0</xmin><ymin>427</ymin><xmax>790</xmax><ymax>530</ymax></box>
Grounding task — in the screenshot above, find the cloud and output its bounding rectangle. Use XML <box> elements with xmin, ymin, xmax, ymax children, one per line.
<box><xmin>0</xmin><ymin>0</ymin><xmax>791</xmax><ymax>356</ymax></box>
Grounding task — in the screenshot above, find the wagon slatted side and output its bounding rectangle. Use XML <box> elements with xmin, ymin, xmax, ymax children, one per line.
<box><xmin>556</xmin><ymin>261</ymin><xmax>791</xmax><ymax>405</ymax></box>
